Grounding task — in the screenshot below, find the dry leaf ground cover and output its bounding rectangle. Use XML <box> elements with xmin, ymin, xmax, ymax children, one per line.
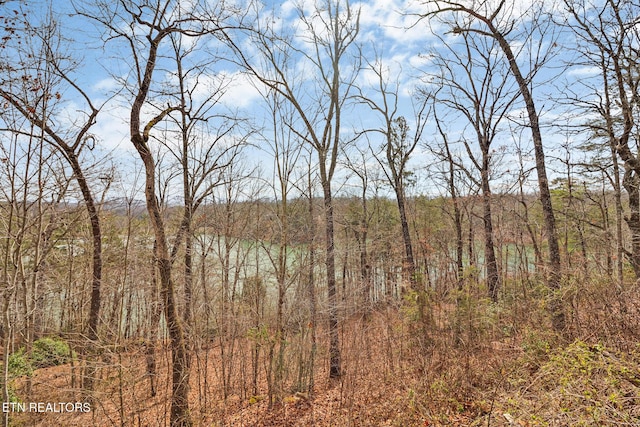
<box><xmin>6</xmin><ymin>281</ymin><xmax>640</xmax><ymax>426</ymax></box>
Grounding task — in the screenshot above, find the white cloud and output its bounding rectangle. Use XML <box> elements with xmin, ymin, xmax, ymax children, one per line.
<box><xmin>94</xmin><ymin>110</ymin><xmax>129</xmax><ymax>152</ymax></box>
<box><xmin>217</xmin><ymin>71</ymin><xmax>264</xmax><ymax>109</ymax></box>
<box><xmin>566</xmin><ymin>65</ymin><xmax>600</xmax><ymax>78</ymax></box>
<box><xmin>92</xmin><ymin>77</ymin><xmax>120</xmax><ymax>93</ymax></box>
<box><xmin>355</xmin><ymin>0</ymin><xmax>435</xmax><ymax>47</ymax></box>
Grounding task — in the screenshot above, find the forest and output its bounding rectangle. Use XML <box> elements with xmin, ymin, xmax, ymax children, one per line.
<box><xmin>1</xmin><ymin>0</ymin><xmax>640</xmax><ymax>425</ymax></box>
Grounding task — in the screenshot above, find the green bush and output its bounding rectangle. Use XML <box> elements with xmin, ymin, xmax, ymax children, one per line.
<box><xmin>7</xmin><ymin>349</ymin><xmax>33</xmax><ymax>378</ymax></box>
<box><xmin>31</xmin><ymin>336</ymin><xmax>72</xmax><ymax>368</ymax></box>
<box><xmin>5</xmin><ymin>336</ymin><xmax>73</xmax><ymax>378</ymax></box>
<box><xmin>500</xmin><ymin>341</ymin><xmax>640</xmax><ymax>425</ymax></box>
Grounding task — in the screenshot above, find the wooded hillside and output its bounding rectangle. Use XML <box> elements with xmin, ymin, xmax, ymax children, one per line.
<box><xmin>1</xmin><ymin>0</ymin><xmax>640</xmax><ymax>425</ymax></box>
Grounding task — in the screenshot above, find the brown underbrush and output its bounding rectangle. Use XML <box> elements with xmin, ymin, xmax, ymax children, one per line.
<box><xmin>6</xmin><ymin>275</ymin><xmax>640</xmax><ymax>426</ymax></box>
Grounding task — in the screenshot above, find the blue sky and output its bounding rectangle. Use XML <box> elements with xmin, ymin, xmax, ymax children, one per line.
<box><xmin>72</xmin><ymin>0</ymin><xmax>440</xmax><ymax>198</ymax></box>
<box><xmin>0</xmin><ymin>0</ymin><xmax>602</xmax><ymax>201</ymax></box>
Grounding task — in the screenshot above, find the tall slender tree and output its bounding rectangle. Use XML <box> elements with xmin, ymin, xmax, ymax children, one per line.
<box><xmin>0</xmin><ymin>6</ymin><xmax>106</xmax><ymax>390</ymax></box>
<box><xmin>430</xmin><ymin>27</ymin><xmax>520</xmax><ymax>301</ymax></box>
<box><xmin>78</xmin><ymin>0</ymin><xmax>239</xmax><ymax>423</ymax></box>
<box><xmin>357</xmin><ymin>58</ymin><xmax>428</xmax><ymax>293</ymax></box>
<box><xmin>422</xmin><ymin>0</ymin><xmax>565</xmax><ymax>329</ymax></box>
<box><xmin>164</xmin><ymin>30</ymin><xmax>246</xmax><ymax>326</ymax></box>
<box><xmin>229</xmin><ymin>0</ymin><xmax>361</xmax><ymax>378</ymax></box>
<box><xmin>562</xmin><ymin>0</ymin><xmax>640</xmax><ymax>282</ymax></box>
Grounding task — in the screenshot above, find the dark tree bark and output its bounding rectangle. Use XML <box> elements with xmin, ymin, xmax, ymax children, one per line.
<box><xmin>563</xmin><ymin>0</ymin><xmax>640</xmax><ymax>281</ymax></box>
<box><xmin>321</xmin><ymin>177</ymin><xmax>341</xmax><ymax>378</ymax></box>
<box><xmin>306</xmin><ymin>163</ymin><xmax>318</xmax><ymax>394</ymax></box>
<box><xmin>0</xmin><ymin>25</ymin><xmax>104</xmax><ymax>387</ymax></box>
<box><xmin>228</xmin><ymin>0</ymin><xmax>361</xmax><ymax>379</ymax></box>
<box><xmin>81</xmin><ymin>0</ymin><xmax>239</xmax><ymax>420</ymax></box>
<box><xmin>430</xmin><ymin>27</ymin><xmax>518</xmax><ymax>301</ymax></box>
<box><xmin>127</xmin><ymin>28</ymin><xmax>191</xmax><ymax>427</ymax></box>
<box><xmin>357</xmin><ymin>60</ymin><xmax>426</xmax><ymax>292</ymax></box>
<box><xmin>483</xmin><ymin>13</ymin><xmax>564</xmax><ymax>327</ymax></box>
<box><xmin>480</xmin><ymin>151</ymin><xmax>500</xmax><ymax>301</ymax></box>
<box><xmin>131</xmin><ymin>116</ymin><xmax>191</xmax><ymax>426</ymax></box>
<box><xmin>425</xmin><ymin>0</ymin><xmax>565</xmax><ymax>329</ymax></box>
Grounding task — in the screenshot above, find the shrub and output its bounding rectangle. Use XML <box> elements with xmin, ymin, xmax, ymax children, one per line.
<box><xmin>7</xmin><ymin>349</ymin><xmax>33</xmax><ymax>378</ymax></box>
<box><xmin>5</xmin><ymin>336</ymin><xmax>73</xmax><ymax>378</ymax></box>
<box><xmin>499</xmin><ymin>340</ymin><xmax>640</xmax><ymax>425</ymax></box>
<box><xmin>30</xmin><ymin>336</ymin><xmax>72</xmax><ymax>368</ymax></box>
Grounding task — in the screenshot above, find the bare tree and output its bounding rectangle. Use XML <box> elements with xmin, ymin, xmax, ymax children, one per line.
<box><xmin>430</xmin><ymin>26</ymin><xmax>520</xmax><ymax>301</ymax></box>
<box><xmin>229</xmin><ymin>0</ymin><xmax>361</xmax><ymax>378</ymax></box>
<box><xmin>257</xmin><ymin>89</ymin><xmax>305</xmax><ymax>405</ymax></box>
<box><xmin>357</xmin><ymin>59</ymin><xmax>429</xmax><ymax>293</ymax></box>
<box><xmin>355</xmin><ymin>58</ymin><xmax>430</xmax><ymax>334</ymax></box>
<box><xmin>162</xmin><ymin>30</ymin><xmax>246</xmax><ymax>326</ymax></box>
<box><xmin>0</xmin><ymin>6</ymin><xmax>108</xmax><ymax>391</ymax></box>
<box><xmin>207</xmin><ymin>160</ymin><xmax>259</xmax><ymax>401</ymax></box>
<box><xmin>422</xmin><ymin>0</ymin><xmax>565</xmax><ymax>330</ymax></box>
<box><xmin>0</xmin><ymin>103</ymin><xmax>73</xmax><ymax>426</ymax></box>
<box><xmin>562</xmin><ymin>0</ymin><xmax>640</xmax><ymax>284</ymax></box>
<box><xmin>432</xmin><ymin>108</ymin><xmax>465</xmax><ymax>288</ymax></box>
<box><xmin>341</xmin><ymin>144</ymin><xmax>375</xmax><ymax>309</ymax></box>
<box><xmin>78</xmin><ymin>0</ymin><xmax>240</xmax><ymax>423</ymax></box>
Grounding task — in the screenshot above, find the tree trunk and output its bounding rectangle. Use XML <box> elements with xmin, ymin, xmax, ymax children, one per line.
<box><xmin>65</xmin><ymin>151</ymin><xmax>102</xmax><ymax>340</ymax></box>
<box><xmin>307</xmin><ymin>172</ymin><xmax>317</xmax><ymax>395</ymax></box>
<box><xmin>440</xmin><ymin>123</ymin><xmax>464</xmax><ymax>287</ymax></box>
<box><xmin>128</xmin><ymin>26</ymin><xmax>192</xmax><ymax>423</ymax></box>
<box><xmin>321</xmin><ymin>180</ymin><xmax>341</xmax><ymax>379</ymax></box>
<box><xmin>623</xmin><ymin>171</ymin><xmax>640</xmax><ymax>276</ymax></box>
<box><xmin>610</xmin><ymin>147</ymin><xmax>625</xmax><ymax>286</ymax></box>
<box><xmin>481</xmin><ymin>152</ymin><xmax>500</xmax><ymax>302</ymax></box>
<box><xmin>396</xmin><ymin>183</ymin><xmax>416</xmax><ymax>287</ymax></box>
<box><xmin>488</xmin><ymin>23</ymin><xmax>565</xmax><ymax>330</ymax></box>
<box><xmin>48</xmin><ymin>146</ymin><xmax>102</xmax><ymax>394</ymax></box>
<box><xmin>184</xmin><ymin>228</ymin><xmax>193</xmax><ymax>325</ymax></box>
